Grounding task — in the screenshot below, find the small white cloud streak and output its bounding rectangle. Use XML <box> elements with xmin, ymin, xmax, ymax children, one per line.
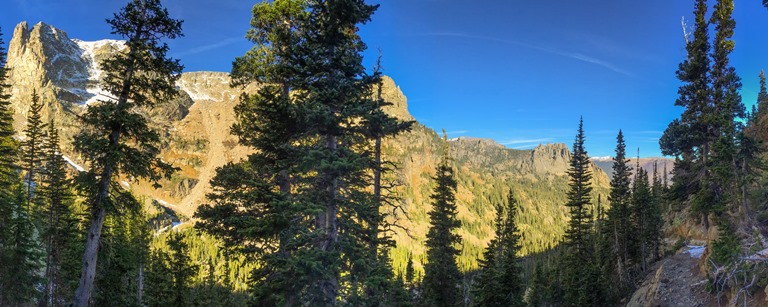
<box><xmin>512</xmin><ymin>144</ymin><xmax>540</xmax><ymax>149</ymax></box>
<box><xmin>174</xmin><ymin>37</ymin><xmax>242</xmax><ymax>57</ymax></box>
<box><xmin>446</xmin><ymin>130</ymin><xmax>468</xmax><ymax>135</ymax></box>
<box><xmin>500</xmin><ymin>137</ymin><xmax>553</xmax><ymax>145</ymax></box>
<box><xmin>413</xmin><ymin>32</ymin><xmax>634</xmax><ymax>77</ymax></box>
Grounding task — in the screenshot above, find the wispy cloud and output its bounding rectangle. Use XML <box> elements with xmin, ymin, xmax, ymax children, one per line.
<box><xmin>411</xmin><ymin>32</ymin><xmax>634</xmax><ymax>77</ymax></box>
<box><xmin>446</xmin><ymin>130</ymin><xmax>468</xmax><ymax>135</ymax></box>
<box><xmin>174</xmin><ymin>37</ymin><xmax>242</xmax><ymax>57</ymax></box>
<box><xmin>500</xmin><ymin>137</ymin><xmax>553</xmax><ymax>145</ymax></box>
<box><xmin>512</xmin><ymin>144</ymin><xmax>541</xmax><ymax>150</ymax></box>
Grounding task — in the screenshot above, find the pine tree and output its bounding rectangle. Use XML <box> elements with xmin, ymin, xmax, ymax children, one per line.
<box><xmin>39</xmin><ymin>120</ymin><xmax>79</xmax><ymax>306</ymax></box>
<box><xmin>360</xmin><ymin>55</ymin><xmax>414</xmax><ymax>306</ymax></box>
<box><xmin>659</xmin><ymin>0</ymin><xmax>713</xmax><ymax>229</ymax></box>
<box><xmin>145</xmin><ymin>250</ymin><xmax>173</xmax><ymax>307</ymax></box>
<box><xmin>631</xmin><ymin>167</ymin><xmax>652</xmax><ymax>272</ymax></box>
<box><xmin>21</xmin><ymin>90</ymin><xmax>46</xmax><ymax>211</ymax></box>
<box><xmin>561</xmin><ymin>118</ymin><xmax>598</xmax><ymax>306</ymax></box>
<box><xmin>92</xmin><ymin>198</ymin><xmax>151</xmax><ymax>307</ymax></box>
<box><xmin>72</xmin><ymin>1</ymin><xmax>182</xmax><ymax>305</ymax></box>
<box><xmin>649</xmin><ymin>162</ymin><xmax>664</xmax><ymax>261</ymax></box>
<box><xmin>405</xmin><ymin>253</ymin><xmax>415</xmax><ymax>290</ymax></box>
<box><xmin>708</xmin><ymin>0</ymin><xmax>744</xmax><ymax>218</ymax></box>
<box><xmin>197</xmin><ymin>1</ymin><xmax>307</xmax><ymax>304</ymax></box>
<box><xmin>19</xmin><ymin>92</ymin><xmax>50</xmax><ymax>306</ymax></box>
<box><xmin>6</xmin><ymin>185</ymin><xmax>43</xmax><ymax>305</ymax></box>
<box><xmin>421</xmin><ymin>132</ymin><xmax>462</xmax><ymax>307</ymax></box>
<box><xmin>198</xmin><ymin>1</ymin><xmax>408</xmax><ymax>305</ymax></box>
<box><xmin>756</xmin><ymin>71</ymin><xmax>768</xmax><ymax>126</ymax></box>
<box><xmin>472</xmin><ymin>191</ymin><xmax>525</xmax><ymax>306</ymax></box>
<box><xmin>167</xmin><ymin>232</ymin><xmax>197</xmax><ymax>306</ymax></box>
<box><xmin>0</xmin><ymin>26</ymin><xmax>20</xmax><ymax>306</ymax></box>
<box><xmin>526</xmin><ymin>259</ymin><xmax>547</xmax><ymax>307</ymax></box>
<box><xmin>606</xmin><ymin>130</ymin><xmax>633</xmax><ymax>287</ymax></box>
<box><xmin>472</xmin><ymin>203</ymin><xmax>504</xmax><ymax>306</ymax></box>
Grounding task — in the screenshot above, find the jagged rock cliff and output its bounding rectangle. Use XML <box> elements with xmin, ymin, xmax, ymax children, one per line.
<box><xmin>4</xmin><ymin>21</ymin><xmax>613</xmax><ymax>272</ymax></box>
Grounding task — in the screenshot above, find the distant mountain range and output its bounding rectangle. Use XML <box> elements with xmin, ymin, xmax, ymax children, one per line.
<box><xmin>4</xmin><ymin>21</ymin><xmax>614</xmax><ymax>272</ymax></box>
<box><xmin>590</xmin><ymin>156</ymin><xmax>674</xmax><ymax>183</ymax></box>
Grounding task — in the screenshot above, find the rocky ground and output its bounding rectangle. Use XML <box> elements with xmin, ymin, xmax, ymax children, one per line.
<box><xmin>628</xmin><ymin>245</ymin><xmax>716</xmax><ymax>307</ymax></box>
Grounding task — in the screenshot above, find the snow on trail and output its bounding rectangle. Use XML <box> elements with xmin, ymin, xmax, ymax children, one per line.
<box><xmin>685</xmin><ymin>245</ymin><xmax>706</xmax><ymax>259</ymax></box>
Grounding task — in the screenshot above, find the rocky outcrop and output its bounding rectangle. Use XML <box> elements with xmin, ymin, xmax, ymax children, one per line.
<box><xmin>5</xmin><ymin>21</ymin><xmax>125</xmax><ymax>154</ymax></box>
<box><xmin>526</xmin><ymin>143</ymin><xmax>571</xmax><ymax>176</ymax></box>
<box><xmin>380</xmin><ymin>75</ymin><xmax>413</xmax><ymax>121</ymax></box>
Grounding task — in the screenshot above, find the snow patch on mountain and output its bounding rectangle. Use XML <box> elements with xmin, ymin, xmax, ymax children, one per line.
<box><xmin>62</xmin><ymin>155</ymin><xmax>85</xmax><ymax>172</ymax></box>
<box><xmin>72</xmin><ymin>39</ymin><xmax>125</xmax><ymax>105</ymax></box>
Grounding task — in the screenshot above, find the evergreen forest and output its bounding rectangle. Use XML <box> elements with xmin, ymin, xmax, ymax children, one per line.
<box><xmin>1</xmin><ymin>0</ymin><xmax>768</xmax><ymax>306</ymax></box>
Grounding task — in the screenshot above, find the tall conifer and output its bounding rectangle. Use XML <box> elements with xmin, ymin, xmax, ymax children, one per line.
<box><xmin>72</xmin><ymin>1</ymin><xmax>182</xmax><ymax>305</ymax></box>
<box><xmin>0</xmin><ymin>27</ymin><xmax>20</xmax><ymax>306</ymax></box>
<box><xmin>660</xmin><ymin>0</ymin><xmax>713</xmax><ymax>229</ymax></box>
<box><xmin>472</xmin><ymin>191</ymin><xmax>525</xmax><ymax>306</ymax></box>
<box><xmin>561</xmin><ymin>118</ymin><xmax>598</xmax><ymax>306</ymax></box>
<box><xmin>422</xmin><ymin>132</ymin><xmax>462</xmax><ymax>306</ymax></box>
<box><xmin>39</xmin><ymin>120</ymin><xmax>79</xmax><ymax>306</ymax></box>
<box><xmin>607</xmin><ymin>130</ymin><xmax>633</xmax><ymax>286</ymax></box>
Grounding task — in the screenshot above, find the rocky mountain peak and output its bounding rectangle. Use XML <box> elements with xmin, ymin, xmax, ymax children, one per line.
<box><xmin>380</xmin><ymin>75</ymin><xmax>413</xmax><ymax>121</ymax></box>
<box><xmin>526</xmin><ymin>143</ymin><xmax>571</xmax><ymax>175</ymax></box>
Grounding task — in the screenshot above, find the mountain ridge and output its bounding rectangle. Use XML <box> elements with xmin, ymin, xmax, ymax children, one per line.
<box><xmin>4</xmin><ymin>20</ymin><xmax>612</xmax><ymax>271</ymax></box>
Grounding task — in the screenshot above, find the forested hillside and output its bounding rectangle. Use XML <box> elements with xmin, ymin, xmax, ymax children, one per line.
<box><xmin>0</xmin><ymin>0</ymin><xmax>767</xmax><ymax>306</ymax></box>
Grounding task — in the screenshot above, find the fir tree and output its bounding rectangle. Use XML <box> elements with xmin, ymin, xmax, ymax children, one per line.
<box><xmin>145</xmin><ymin>250</ymin><xmax>173</xmax><ymax>307</ymax></box>
<box><xmin>197</xmin><ymin>1</ymin><xmax>307</xmax><ymax>304</ymax></box>
<box><xmin>472</xmin><ymin>191</ymin><xmax>525</xmax><ymax>306</ymax></box>
<box><xmin>649</xmin><ymin>162</ymin><xmax>664</xmax><ymax>261</ymax></box>
<box><xmin>526</xmin><ymin>259</ymin><xmax>546</xmax><ymax>307</ymax></box>
<box><xmin>92</xmin><ymin>198</ymin><xmax>151</xmax><ymax>307</ymax></box>
<box><xmin>606</xmin><ymin>130</ymin><xmax>633</xmax><ymax>287</ymax></box>
<box><xmin>4</xmin><ymin>185</ymin><xmax>43</xmax><ymax>305</ymax></box>
<box><xmin>660</xmin><ymin>0</ymin><xmax>712</xmax><ymax>229</ymax></box>
<box><xmin>708</xmin><ymin>0</ymin><xmax>744</xmax><ymax>218</ymax></box>
<box><xmin>0</xmin><ymin>27</ymin><xmax>17</xmax><ymax>179</ymax></box>
<box><xmin>405</xmin><ymin>253</ymin><xmax>415</xmax><ymax>291</ymax></box>
<box><xmin>561</xmin><ymin>118</ymin><xmax>598</xmax><ymax>306</ymax></box>
<box><xmin>21</xmin><ymin>90</ymin><xmax>46</xmax><ymax>212</ymax></box>
<box><xmin>72</xmin><ymin>1</ymin><xmax>182</xmax><ymax>305</ymax></box>
<box><xmin>631</xmin><ymin>166</ymin><xmax>652</xmax><ymax>272</ymax></box>
<box><xmin>0</xmin><ymin>26</ymin><xmax>20</xmax><ymax>306</ymax></box>
<box><xmin>472</xmin><ymin>203</ymin><xmax>504</xmax><ymax>306</ymax></box>
<box><xmin>198</xmin><ymin>0</ymin><xmax>409</xmax><ymax>304</ymax></box>
<box><xmin>421</xmin><ymin>132</ymin><xmax>462</xmax><ymax>307</ymax></box>
<box><xmin>756</xmin><ymin>70</ymin><xmax>768</xmax><ymax>126</ymax></box>
<box><xmin>167</xmin><ymin>232</ymin><xmax>197</xmax><ymax>306</ymax></box>
<box><xmin>39</xmin><ymin>120</ymin><xmax>79</xmax><ymax>307</ymax></box>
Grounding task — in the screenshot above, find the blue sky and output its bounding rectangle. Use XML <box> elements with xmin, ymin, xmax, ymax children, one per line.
<box><xmin>2</xmin><ymin>0</ymin><xmax>768</xmax><ymax>157</ymax></box>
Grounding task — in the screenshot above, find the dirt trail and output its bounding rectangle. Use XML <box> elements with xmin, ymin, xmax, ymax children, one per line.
<box><xmin>628</xmin><ymin>246</ymin><xmax>715</xmax><ymax>307</ymax></box>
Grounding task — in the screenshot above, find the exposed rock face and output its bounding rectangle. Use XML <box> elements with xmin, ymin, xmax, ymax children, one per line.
<box><xmin>527</xmin><ymin>143</ymin><xmax>571</xmax><ymax>176</ymax></box>
<box><xmin>591</xmin><ymin>157</ymin><xmax>675</xmax><ymax>183</ymax></box>
<box><xmin>379</xmin><ymin>75</ymin><xmax>413</xmax><ymax>121</ymax></box>
<box><xmin>5</xmin><ymin>21</ymin><xmax>125</xmax><ymax>153</ymax></box>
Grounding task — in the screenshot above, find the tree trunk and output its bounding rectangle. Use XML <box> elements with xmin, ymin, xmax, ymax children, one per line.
<box><xmin>73</xmin><ymin>34</ymin><xmax>137</xmax><ymax>304</ymax></box>
<box><xmin>317</xmin><ymin>134</ymin><xmax>339</xmax><ymax>302</ymax></box>
<box><xmin>371</xmin><ymin>136</ymin><xmax>381</xmax><ymax>260</ymax></box>
<box><xmin>277</xmin><ymin>169</ymin><xmax>296</xmax><ymax>307</ymax></box>
<box><xmin>741</xmin><ymin>160</ymin><xmax>750</xmax><ymax>219</ymax></box>
<box><xmin>73</xmin><ymin>203</ymin><xmax>108</xmax><ymax>307</ymax></box>
<box><xmin>137</xmin><ymin>264</ymin><xmax>144</xmax><ymax>304</ymax></box>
